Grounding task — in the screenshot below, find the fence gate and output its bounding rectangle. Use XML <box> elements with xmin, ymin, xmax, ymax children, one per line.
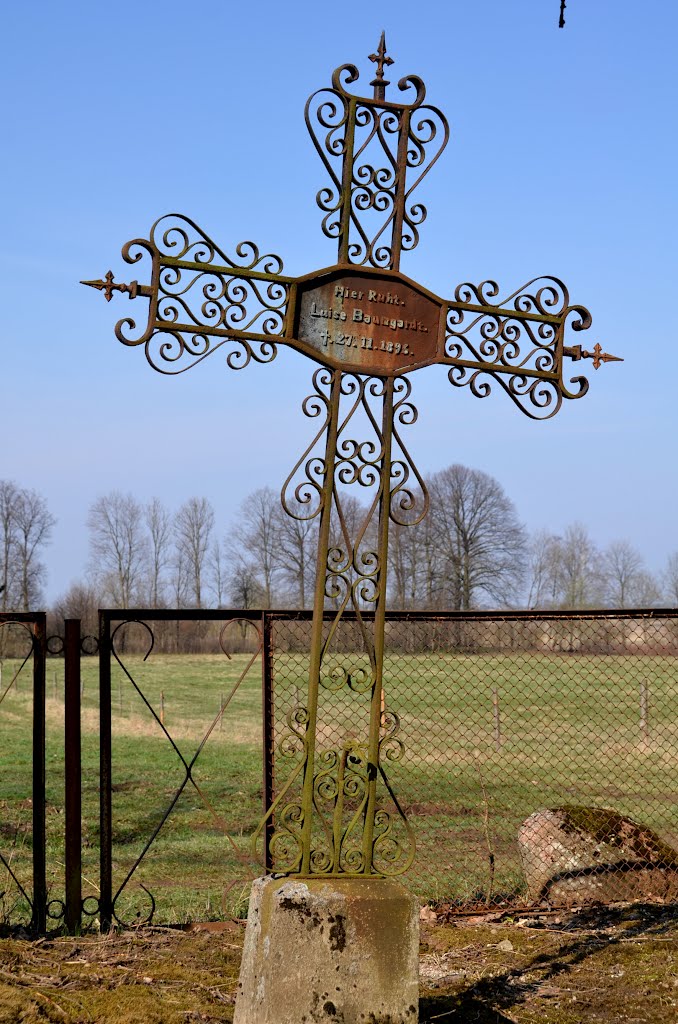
<box><xmin>0</xmin><ymin>613</ymin><xmax>47</xmax><ymax>932</ymax></box>
<box><xmin>96</xmin><ymin>609</ymin><xmax>268</xmax><ymax>931</ymax></box>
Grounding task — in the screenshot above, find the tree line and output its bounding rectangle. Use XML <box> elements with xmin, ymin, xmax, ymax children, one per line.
<box><xmin>1</xmin><ymin>473</ymin><xmax>677</xmax><ymax>633</ymax></box>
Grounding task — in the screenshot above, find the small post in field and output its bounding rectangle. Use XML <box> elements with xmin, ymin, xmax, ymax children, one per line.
<box><xmin>492</xmin><ymin>685</ymin><xmax>502</xmax><ymax>752</ymax></box>
<box><xmin>160</xmin><ymin>690</ymin><xmax>166</xmax><ymax>727</ymax></box>
<box><xmin>219</xmin><ymin>692</ymin><xmax>225</xmax><ymax>730</ymax></box>
<box><xmin>639</xmin><ymin>676</ymin><xmax>650</xmax><ymax>748</ymax></box>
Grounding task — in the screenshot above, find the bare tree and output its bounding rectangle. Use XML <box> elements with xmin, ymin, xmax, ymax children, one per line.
<box><xmin>169</xmin><ymin>545</ymin><xmax>189</xmax><ymax>607</ymax></box>
<box><xmin>628</xmin><ymin>570</ymin><xmax>662</xmax><ymax>608</ymax></box>
<box><xmin>427</xmin><ymin>465</ymin><xmax>527</xmax><ymax>610</ymax></box>
<box><xmin>13</xmin><ymin>489</ymin><xmax>56</xmax><ymax>609</ymax></box>
<box><xmin>145</xmin><ymin>497</ymin><xmax>172</xmax><ymax>606</ymax></box>
<box><xmin>554</xmin><ymin>523</ymin><xmax>603</xmax><ymax>608</ymax></box>
<box><xmin>174</xmin><ymin>497</ymin><xmax>215</xmax><ymax>608</ymax></box>
<box><xmin>230</xmin><ymin>488</ymin><xmax>280</xmax><ymax>607</ymax></box>
<box><xmin>388</xmin><ymin>490</ymin><xmax>430</xmax><ymax>609</ymax></box>
<box><xmin>228</xmin><ymin>561</ymin><xmax>265</xmax><ymax>609</ymax></box>
<box><xmin>275</xmin><ymin>498</ymin><xmax>317</xmax><ymax>608</ymax></box>
<box><xmin>0</xmin><ymin>480</ymin><xmax>19</xmax><ymax>611</ymax></box>
<box><xmin>87</xmin><ymin>492</ymin><xmax>148</xmax><ymax>606</ymax></box>
<box><xmin>208</xmin><ymin>539</ymin><xmax>229</xmax><ymax>607</ymax></box>
<box><xmin>600</xmin><ymin>540</ymin><xmax>646</xmax><ymax>608</ymax></box>
<box><xmin>663</xmin><ymin>552</ymin><xmax>678</xmax><ymax>606</ymax></box>
<box><xmin>51</xmin><ymin>580</ymin><xmax>100</xmax><ymax>639</ymax></box>
<box><xmin>525</xmin><ymin>529</ymin><xmax>563</xmax><ymax>609</ymax></box>
<box><xmin>0</xmin><ymin>481</ymin><xmax>55</xmax><ymax>611</ymax></box>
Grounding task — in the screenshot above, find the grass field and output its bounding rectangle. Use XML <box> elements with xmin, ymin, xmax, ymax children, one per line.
<box><xmin>1</xmin><ymin>646</ymin><xmax>677</xmax><ymax>927</ymax></box>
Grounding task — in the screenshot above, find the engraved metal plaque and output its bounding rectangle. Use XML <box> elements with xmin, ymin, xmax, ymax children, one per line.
<box><xmin>292</xmin><ymin>268</ymin><xmax>444</xmax><ymax>376</ymax></box>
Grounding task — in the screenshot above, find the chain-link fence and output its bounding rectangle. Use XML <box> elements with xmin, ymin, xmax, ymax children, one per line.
<box><xmin>2</xmin><ymin>608</ymin><xmax>677</xmax><ymax>933</ymax></box>
<box><xmin>267</xmin><ymin>610</ymin><xmax>678</xmax><ymax>910</ymax></box>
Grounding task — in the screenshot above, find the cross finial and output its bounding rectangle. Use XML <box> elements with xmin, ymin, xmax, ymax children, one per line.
<box><xmin>80</xmin><ymin>270</ymin><xmax>142</xmax><ymax>301</ymax></box>
<box><xmin>369</xmin><ymin>31</ymin><xmax>394</xmax><ymax>101</ymax></box>
<box><xmin>565</xmin><ymin>342</ymin><xmax>623</xmax><ymax>370</ymax></box>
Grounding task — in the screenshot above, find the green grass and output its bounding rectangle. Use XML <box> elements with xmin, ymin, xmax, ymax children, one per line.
<box><xmin>1</xmin><ymin>649</ymin><xmax>677</xmax><ymax>925</ymax></box>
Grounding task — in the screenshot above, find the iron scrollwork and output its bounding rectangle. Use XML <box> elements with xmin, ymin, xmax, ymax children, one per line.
<box><xmin>305</xmin><ymin>43</ymin><xmax>449</xmax><ymax>269</ymax></box>
<box><xmin>84</xmin><ymin>213</ymin><xmax>290</xmax><ymax>376</ymax></box>
<box><xmin>259</xmin><ymin>370</ymin><xmax>419</xmax><ymax>877</ymax></box>
<box><xmin>85</xmin><ymin>40</ymin><xmax>621</xmax><ymax>888</ymax></box>
<box><xmin>444</xmin><ymin>276</ymin><xmax>601</xmax><ymax>420</ymax></box>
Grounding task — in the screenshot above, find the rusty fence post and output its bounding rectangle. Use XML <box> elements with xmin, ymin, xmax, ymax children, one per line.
<box><xmin>32</xmin><ymin>614</ymin><xmax>47</xmax><ymax>934</ymax></box>
<box><xmin>262</xmin><ymin>612</ymin><xmax>275</xmax><ymax>873</ymax></box>
<box><xmin>64</xmin><ymin>619</ymin><xmax>82</xmax><ymax>933</ymax></box>
<box><xmin>98</xmin><ymin>611</ymin><xmax>113</xmax><ymax>930</ymax></box>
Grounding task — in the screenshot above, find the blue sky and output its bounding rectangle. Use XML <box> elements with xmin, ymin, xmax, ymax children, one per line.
<box><xmin>2</xmin><ymin>0</ymin><xmax>676</xmax><ymax>602</ymax></box>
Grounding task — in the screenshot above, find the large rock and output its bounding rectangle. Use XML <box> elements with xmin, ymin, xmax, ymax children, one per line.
<box><xmin>234</xmin><ymin>875</ymin><xmax>419</xmax><ymax>1024</ymax></box>
<box><xmin>518</xmin><ymin>806</ymin><xmax>678</xmax><ymax>905</ymax></box>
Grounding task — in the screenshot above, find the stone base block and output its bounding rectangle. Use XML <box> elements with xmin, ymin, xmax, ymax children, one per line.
<box><xmin>233</xmin><ymin>875</ymin><xmax>419</xmax><ymax>1024</ymax></box>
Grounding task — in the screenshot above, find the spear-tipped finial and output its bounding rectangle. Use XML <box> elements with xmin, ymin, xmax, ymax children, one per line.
<box><xmin>369</xmin><ymin>31</ymin><xmax>394</xmax><ymax>101</ymax></box>
<box><xmin>565</xmin><ymin>342</ymin><xmax>624</xmax><ymax>370</ymax></box>
<box><xmin>80</xmin><ymin>271</ymin><xmax>142</xmax><ymax>301</ymax></box>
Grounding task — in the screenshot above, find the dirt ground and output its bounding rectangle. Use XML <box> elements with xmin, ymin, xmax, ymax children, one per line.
<box><xmin>0</xmin><ymin>903</ymin><xmax>675</xmax><ymax>1023</ymax></box>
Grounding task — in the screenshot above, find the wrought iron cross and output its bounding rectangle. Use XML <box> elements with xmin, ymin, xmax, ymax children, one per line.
<box><xmin>83</xmin><ymin>40</ymin><xmax>620</xmax><ymax>880</ymax></box>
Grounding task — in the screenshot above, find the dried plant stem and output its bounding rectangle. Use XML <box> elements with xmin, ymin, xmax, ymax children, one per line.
<box><xmin>473</xmin><ymin>756</ymin><xmax>496</xmax><ymax>907</ymax></box>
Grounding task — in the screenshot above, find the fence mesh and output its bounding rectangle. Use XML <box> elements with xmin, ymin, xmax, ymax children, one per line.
<box><xmin>268</xmin><ymin>611</ymin><xmax>678</xmax><ymax>909</ymax></box>
<box><xmin>2</xmin><ymin>609</ymin><xmax>677</xmax><ymax>932</ymax></box>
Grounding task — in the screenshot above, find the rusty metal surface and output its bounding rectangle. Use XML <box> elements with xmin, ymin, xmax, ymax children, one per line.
<box><xmin>64</xmin><ymin>619</ymin><xmax>82</xmax><ymax>935</ymax></box>
<box><xmin>295</xmin><ymin>267</ymin><xmax>442</xmax><ymax>375</ymax></box>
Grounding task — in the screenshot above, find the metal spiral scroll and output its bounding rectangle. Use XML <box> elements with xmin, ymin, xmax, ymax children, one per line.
<box><xmin>445</xmin><ymin>276</ymin><xmax>592</xmax><ymax>420</ymax></box>
<box><xmin>305</xmin><ymin>52</ymin><xmax>449</xmax><ymax>269</ymax></box>
<box><xmin>112</xmin><ymin>213</ymin><xmax>289</xmax><ymax>374</ymax></box>
<box><xmin>257</xmin><ymin>369</ymin><xmax>419</xmax><ymax>877</ymax></box>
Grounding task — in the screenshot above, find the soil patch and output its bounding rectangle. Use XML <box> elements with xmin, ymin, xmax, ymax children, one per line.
<box><xmin>0</xmin><ymin>904</ymin><xmax>675</xmax><ymax>1022</ymax></box>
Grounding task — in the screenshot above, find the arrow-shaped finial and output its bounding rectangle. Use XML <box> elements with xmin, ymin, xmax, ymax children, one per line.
<box><xmin>565</xmin><ymin>342</ymin><xmax>624</xmax><ymax>370</ymax></box>
<box><xmin>81</xmin><ymin>271</ymin><xmax>140</xmax><ymax>301</ymax></box>
<box><xmin>369</xmin><ymin>31</ymin><xmax>394</xmax><ymax>101</ymax></box>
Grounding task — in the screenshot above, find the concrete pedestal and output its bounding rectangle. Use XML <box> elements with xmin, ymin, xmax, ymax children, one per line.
<box><xmin>233</xmin><ymin>875</ymin><xmax>419</xmax><ymax>1024</ymax></box>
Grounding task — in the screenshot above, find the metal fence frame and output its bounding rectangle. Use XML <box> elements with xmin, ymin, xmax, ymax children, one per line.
<box><xmin>1</xmin><ymin>605</ymin><xmax>676</xmax><ymax>933</ymax></box>
<box><xmin>0</xmin><ymin>612</ymin><xmax>47</xmax><ymax>933</ymax></box>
